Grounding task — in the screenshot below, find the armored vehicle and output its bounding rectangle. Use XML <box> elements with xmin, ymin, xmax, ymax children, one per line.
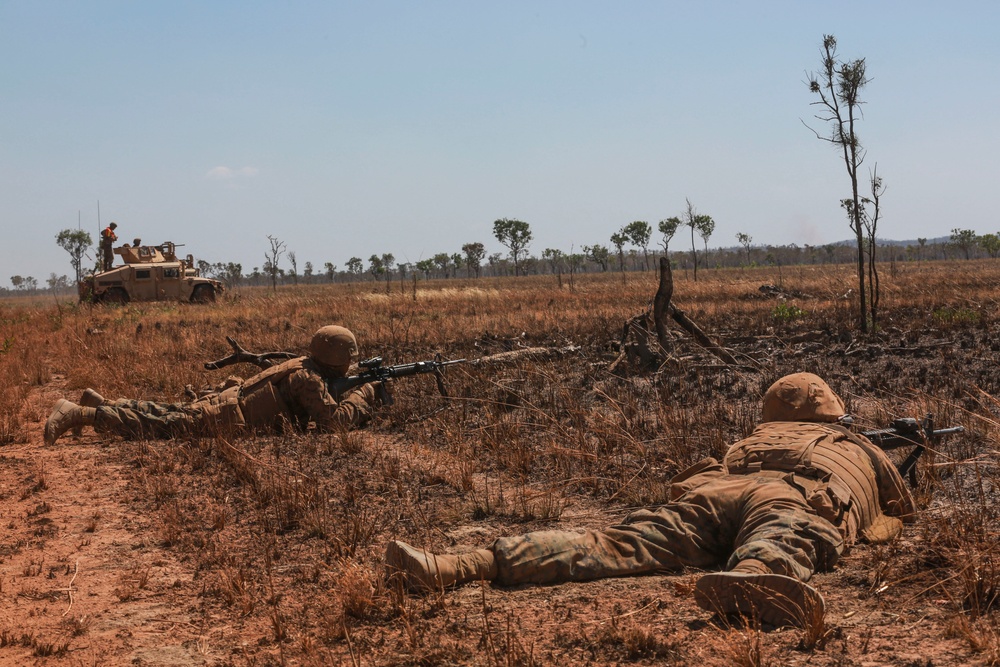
<box><xmin>79</xmin><ymin>241</ymin><xmax>224</xmax><ymax>304</ymax></box>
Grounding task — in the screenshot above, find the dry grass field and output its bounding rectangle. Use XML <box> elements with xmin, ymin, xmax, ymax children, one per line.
<box><xmin>1</xmin><ymin>261</ymin><xmax>999</xmax><ymax>666</ymax></box>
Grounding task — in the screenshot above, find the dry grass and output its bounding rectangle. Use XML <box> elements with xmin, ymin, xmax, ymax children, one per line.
<box><xmin>2</xmin><ymin>261</ymin><xmax>1000</xmax><ymax>664</ymax></box>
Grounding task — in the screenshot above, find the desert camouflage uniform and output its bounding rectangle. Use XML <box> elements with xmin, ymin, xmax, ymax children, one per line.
<box><xmin>91</xmin><ymin>357</ymin><xmax>376</xmax><ymax>440</ymax></box>
<box><xmin>491</xmin><ymin>421</ymin><xmax>913</xmax><ymax>587</ymax></box>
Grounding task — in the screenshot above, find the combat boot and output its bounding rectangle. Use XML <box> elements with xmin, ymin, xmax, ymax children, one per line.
<box><xmin>694</xmin><ymin>569</ymin><xmax>825</xmax><ymax>628</ymax></box>
<box><xmin>385</xmin><ymin>540</ymin><xmax>497</xmax><ymax>592</ymax></box>
<box><xmin>79</xmin><ymin>389</ymin><xmax>106</xmax><ymax>408</ymax></box>
<box><xmin>44</xmin><ymin>400</ymin><xmax>96</xmax><ymax>446</ymax></box>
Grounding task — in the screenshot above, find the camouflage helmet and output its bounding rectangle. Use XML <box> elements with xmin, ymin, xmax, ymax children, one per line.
<box><xmin>762</xmin><ymin>372</ymin><xmax>846</xmax><ymax>423</ymax></box>
<box><xmin>309</xmin><ymin>325</ymin><xmax>358</xmax><ymax>369</ymax></box>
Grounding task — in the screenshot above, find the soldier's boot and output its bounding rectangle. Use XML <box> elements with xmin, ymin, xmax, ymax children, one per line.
<box><xmin>694</xmin><ymin>560</ymin><xmax>825</xmax><ymax>628</ymax></box>
<box><xmin>74</xmin><ymin>389</ymin><xmax>105</xmax><ymax>435</ymax></box>
<box><xmin>44</xmin><ymin>400</ymin><xmax>97</xmax><ymax>446</ymax></box>
<box><xmin>79</xmin><ymin>389</ymin><xmax>106</xmax><ymax>408</ymax></box>
<box><xmin>385</xmin><ymin>540</ymin><xmax>497</xmax><ymax>593</ymax></box>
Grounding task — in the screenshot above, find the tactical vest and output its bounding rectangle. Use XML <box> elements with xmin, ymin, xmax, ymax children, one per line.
<box><xmin>723</xmin><ymin>422</ymin><xmax>903</xmax><ymax>544</ymax></box>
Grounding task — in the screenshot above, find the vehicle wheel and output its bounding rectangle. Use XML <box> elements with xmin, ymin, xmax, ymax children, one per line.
<box><xmin>191</xmin><ymin>285</ymin><xmax>216</xmax><ymax>303</ymax></box>
<box><xmin>101</xmin><ymin>287</ymin><xmax>130</xmax><ymax>305</ymax></box>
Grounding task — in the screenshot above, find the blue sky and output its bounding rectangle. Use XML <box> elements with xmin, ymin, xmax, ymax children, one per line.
<box><xmin>2</xmin><ymin>1</ymin><xmax>998</xmax><ymax>284</ymax></box>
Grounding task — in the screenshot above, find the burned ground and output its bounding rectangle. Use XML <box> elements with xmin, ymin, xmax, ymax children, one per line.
<box><xmin>1</xmin><ymin>262</ymin><xmax>999</xmax><ymax>665</ymax></box>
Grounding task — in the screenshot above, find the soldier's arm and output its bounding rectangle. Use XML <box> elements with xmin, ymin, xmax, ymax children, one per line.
<box><xmin>854</xmin><ymin>435</ymin><xmax>917</xmax><ymax>522</ymax></box>
<box><xmin>286</xmin><ymin>369</ymin><xmax>378</xmax><ymax>430</ymax></box>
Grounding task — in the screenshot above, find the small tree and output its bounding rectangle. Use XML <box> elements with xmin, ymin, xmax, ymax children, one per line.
<box><xmin>368</xmin><ymin>254</ymin><xmax>385</xmax><ymax>281</ymax></box>
<box><xmin>610</xmin><ymin>230</ymin><xmax>628</xmax><ymax>275</ymax></box>
<box><xmin>55</xmin><ymin>229</ymin><xmax>93</xmax><ymax>284</ymax></box>
<box><xmin>681</xmin><ymin>199</ymin><xmax>713</xmax><ymax>281</ymax></box>
<box><xmin>461</xmin><ymin>242</ymin><xmax>486</xmax><ymax>278</ymax></box>
<box><xmin>658</xmin><ymin>217</ymin><xmax>681</xmax><ymax>253</ymax></box>
<box><xmin>10</xmin><ymin>276</ymin><xmax>24</xmax><ymax>290</ymax></box>
<box><xmin>415</xmin><ymin>259</ymin><xmax>434</xmax><ymax>279</ymax></box>
<box><xmin>584</xmin><ymin>244</ymin><xmax>610</xmax><ymax>272</ymax></box>
<box><xmin>287</xmin><ymin>251</ymin><xmax>298</xmax><ymax>285</ymax></box>
<box><xmin>950</xmin><ymin>228</ymin><xmax>978</xmax><ymax>260</ymax></box>
<box><xmin>697</xmin><ymin>215</ymin><xmax>716</xmax><ymax>268</ymax></box>
<box><xmin>303</xmin><ymin>261</ymin><xmax>314</xmax><ymax>282</ymax></box>
<box><xmin>806</xmin><ymin>34</ymin><xmax>876</xmax><ymax>333</ymax></box>
<box><xmin>432</xmin><ymin>253</ymin><xmax>451</xmax><ymax>278</ymax></box>
<box><xmin>736</xmin><ymin>232</ymin><xmax>754</xmax><ymax>266</ymax></box>
<box><xmin>978</xmin><ymin>233</ymin><xmax>1000</xmax><ymax>259</ymax></box>
<box><xmin>623</xmin><ymin>220</ymin><xmax>652</xmax><ymax>270</ymax></box>
<box><xmin>541</xmin><ymin>248</ymin><xmax>565</xmax><ymax>275</ymax></box>
<box><xmin>492</xmin><ymin>218</ymin><xmax>532</xmax><ymax>276</ymax></box>
<box><xmin>346</xmin><ymin>257</ymin><xmax>363</xmax><ymax>278</ymax></box>
<box><xmin>264</xmin><ymin>235</ymin><xmax>286</xmax><ymax>292</ymax></box>
<box><xmin>324</xmin><ymin>262</ymin><xmax>337</xmax><ymax>282</ymax></box>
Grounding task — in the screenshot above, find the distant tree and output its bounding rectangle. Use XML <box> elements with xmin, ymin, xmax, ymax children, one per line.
<box><xmin>55</xmin><ymin>229</ymin><xmax>93</xmax><ymax>284</ymax></box>
<box><xmin>917</xmin><ymin>238</ymin><xmax>927</xmax><ymax>262</ymax></box>
<box><xmin>584</xmin><ymin>244</ymin><xmax>610</xmax><ymax>271</ymax></box>
<box><xmin>978</xmin><ymin>233</ymin><xmax>1000</xmax><ymax>259</ymax></box>
<box><xmin>264</xmin><ymin>235</ymin><xmax>286</xmax><ymax>292</ymax></box>
<box><xmin>736</xmin><ymin>232</ymin><xmax>754</xmax><ymax>266</ymax></box>
<box><xmin>461</xmin><ymin>242</ymin><xmax>486</xmax><ymax>278</ymax></box>
<box><xmin>541</xmin><ymin>248</ymin><xmax>565</xmax><ymax>274</ymax></box>
<box><xmin>415</xmin><ymin>258</ymin><xmax>435</xmax><ymax>279</ymax></box>
<box><xmin>303</xmin><ymin>261</ymin><xmax>314</xmax><ymax>281</ymax></box>
<box><xmin>610</xmin><ymin>230</ymin><xmax>628</xmax><ymax>274</ymax></box>
<box><xmin>950</xmin><ymin>228</ymin><xmax>979</xmax><ymax>260</ymax></box>
<box><xmin>381</xmin><ymin>253</ymin><xmax>396</xmax><ymax>281</ymax></box>
<box><xmin>223</xmin><ymin>262</ymin><xmax>243</xmax><ymax>288</ymax></box>
<box><xmin>324</xmin><ymin>262</ymin><xmax>337</xmax><ymax>282</ymax></box>
<box><xmin>346</xmin><ymin>257</ymin><xmax>363</xmax><ymax>277</ymax></box>
<box><xmin>10</xmin><ymin>275</ymin><xmax>23</xmax><ymax>290</ymax></box>
<box><xmin>623</xmin><ymin>221</ymin><xmax>652</xmax><ymax>270</ymax></box>
<box><xmin>658</xmin><ymin>217</ymin><xmax>681</xmax><ymax>252</ymax></box>
<box><xmin>681</xmin><ymin>199</ymin><xmax>714</xmax><ymax>281</ymax></box>
<box><xmin>806</xmin><ymin>33</ymin><xmax>878</xmax><ymax>333</ymax></box>
<box><xmin>24</xmin><ymin>276</ymin><xmax>37</xmax><ymax>291</ymax></box>
<box><xmin>397</xmin><ymin>262</ymin><xmax>409</xmax><ymax>279</ymax></box>
<box><xmin>432</xmin><ymin>253</ymin><xmax>451</xmax><ymax>278</ymax></box>
<box><xmin>487</xmin><ymin>253</ymin><xmax>505</xmax><ymax>276</ymax></box>
<box><xmin>46</xmin><ymin>273</ymin><xmax>70</xmax><ymax>294</ymax></box>
<box><xmin>492</xmin><ymin>218</ymin><xmax>532</xmax><ymax>276</ymax></box>
<box><xmin>368</xmin><ymin>255</ymin><xmax>385</xmax><ymax>281</ymax></box>
<box><xmin>697</xmin><ymin>215</ymin><xmax>716</xmax><ymax>267</ymax></box>
<box><xmin>288</xmin><ymin>251</ymin><xmax>299</xmax><ymax>285</ymax></box>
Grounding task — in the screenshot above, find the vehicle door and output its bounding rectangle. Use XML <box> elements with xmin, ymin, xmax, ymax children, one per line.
<box><xmin>130</xmin><ymin>267</ymin><xmax>157</xmax><ymax>300</ymax></box>
<box><xmin>157</xmin><ymin>265</ymin><xmax>184</xmax><ymax>299</ymax></box>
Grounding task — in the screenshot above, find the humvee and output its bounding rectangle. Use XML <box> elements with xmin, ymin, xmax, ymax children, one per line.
<box><xmin>79</xmin><ymin>241</ymin><xmax>224</xmax><ymax>304</ymax></box>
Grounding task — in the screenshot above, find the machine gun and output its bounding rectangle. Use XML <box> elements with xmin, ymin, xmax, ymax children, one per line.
<box><xmin>327</xmin><ymin>356</ymin><xmax>466</xmax><ymax>405</ymax></box>
<box><xmin>204</xmin><ymin>337</ymin><xmax>464</xmax><ymax>404</ymax></box>
<box><xmin>858</xmin><ymin>414</ymin><xmax>964</xmax><ymax>486</ymax></box>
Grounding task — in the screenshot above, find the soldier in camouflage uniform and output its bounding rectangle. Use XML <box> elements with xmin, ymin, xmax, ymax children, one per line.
<box><xmin>386</xmin><ymin>373</ymin><xmax>914</xmax><ymax>627</ymax></box>
<box><xmin>44</xmin><ymin>326</ymin><xmax>387</xmax><ymax>444</ymax></box>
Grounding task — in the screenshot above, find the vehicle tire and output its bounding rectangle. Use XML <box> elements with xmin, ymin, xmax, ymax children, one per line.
<box><xmin>101</xmin><ymin>287</ymin><xmax>130</xmax><ymax>305</ymax></box>
<box><xmin>191</xmin><ymin>285</ymin><xmax>216</xmax><ymax>303</ymax></box>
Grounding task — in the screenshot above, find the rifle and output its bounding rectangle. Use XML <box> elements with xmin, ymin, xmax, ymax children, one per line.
<box><xmin>327</xmin><ymin>356</ymin><xmax>466</xmax><ymax>405</ymax></box>
<box><xmin>859</xmin><ymin>414</ymin><xmax>964</xmax><ymax>486</ymax></box>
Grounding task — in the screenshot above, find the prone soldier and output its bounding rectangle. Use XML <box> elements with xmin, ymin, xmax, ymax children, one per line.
<box><xmin>386</xmin><ymin>372</ymin><xmax>915</xmax><ymax>627</ymax></box>
<box><xmin>44</xmin><ymin>325</ymin><xmax>388</xmax><ymax>443</ymax></box>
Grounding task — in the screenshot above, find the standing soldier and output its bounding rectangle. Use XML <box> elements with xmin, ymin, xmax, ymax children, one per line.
<box><xmin>44</xmin><ymin>326</ymin><xmax>389</xmax><ymax>443</ymax></box>
<box><xmin>100</xmin><ymin>222</ymin><xmax>118</xmax><ymax>271</ymax></box>
<box><xmin>386</xmin><ymin>373</ymin><xmax>914</xmax><ymax>628</ymax></box>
